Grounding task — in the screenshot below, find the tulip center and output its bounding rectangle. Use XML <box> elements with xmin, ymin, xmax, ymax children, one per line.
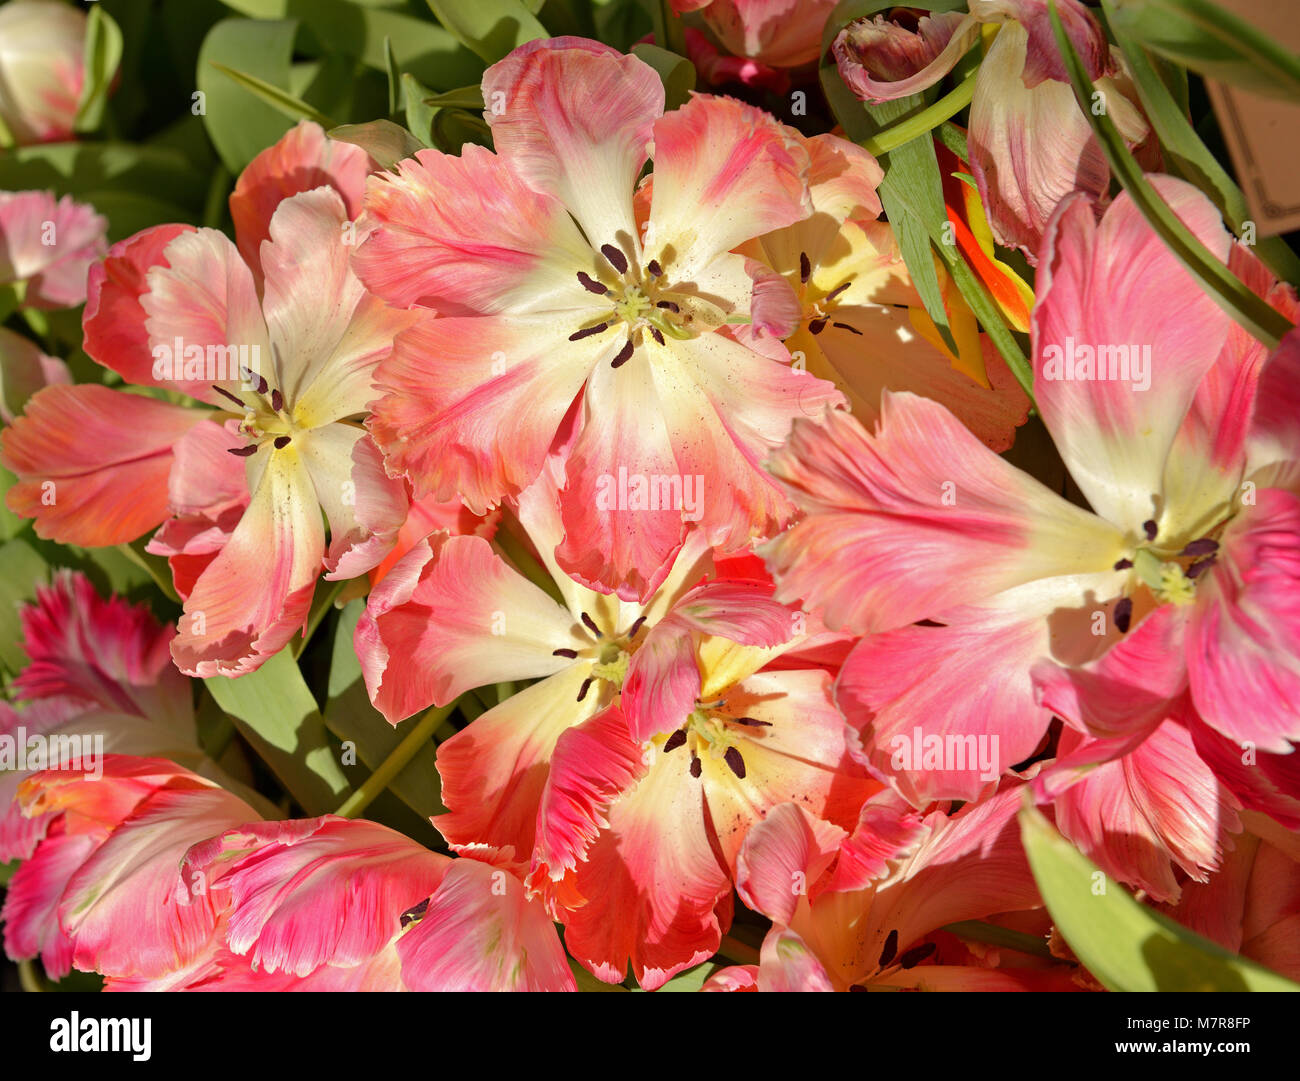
<box><xmin>661</xmin><ymin>699</ymin><xmax>771</xmax><ymax>781</ymax></box>
<box><xmin>215</xmin><ymin>370</ymin><xmax>302</xmax><ymax>458</ymax></box>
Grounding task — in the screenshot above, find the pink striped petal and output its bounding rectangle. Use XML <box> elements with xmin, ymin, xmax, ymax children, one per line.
<box><xmin>396</xmin><ymin>859</ymin><xmax>575</xmax><ymax>991</ymax></box>
<box><xmin>832</xmin><ymin>11</ymin><xmax>978</xmax><ymax>103</ymax></box>
<box><xmin>356</xmin><ymin>530</ymin><xmax>585</xmax><ymax>723</ymax></box>
<box><xmin>433</xmin><ymin>664</ymin><xmax>602</xmax><ymax>871</ymax></box>
<box><xmin>15</xmin><ymin>570</ymin><xmax>190</xmax><ymax>727</ymax></box>
<box><xmin>230</xmin><ymin>120</ymin><xmax>373</xmax><ymax>278</ymax></box>
<box><xmin>530</xmin><ymin>705</ymin><xmax>647</xmax><ymax>885</ymax></box>
<box><xmin>183</xmin><ymin>816</ymin><xmax>448</xmax><ymax>977</ymax></box>
<box><xmin>354</xmin><ymin>143</ymin><xmax>598</xmax><ymax>316</ymax></box>
<box><xmin>1</xmin><ymin>823</ymin><xmax>97</xmax><ymax>979</ymax></box>
<box><xmin>483</xmin><ymin>37</ymin><xmax>662</xmax><ymax>250</ymax></box>
<box><xmin>1187</xmin><ymin>487</ymin><xmax>1300</xmax><ymax>753</ymax></box>
<box><xmin>170</xmin><ymin>446</ymin><xmax>324</xmax><ymax>678</ymax></box>
<box><xmin>369</xmin><ymin>310</ymin><xmax>601</xmax><ymax>513</ymax></box>
<box><xmin>646</xmin><ymin>94</ymin><xmax>812</xmax><ymax>281</ymax></box>
<box><xmin>1032</xmin><ymin>180</ymin><xmax>1233</xmax><ymax>533</ymax></box>
<box><xmin>1</xmin><ymin>384</ymin><xmax>206</xmax><ymax>546</ymax></box>
<box><xmin>1046</xmin><ymin>720</ymin><xmax>1239</xmax><ymax>902</ymax></box>
<box><xmin>763</xmin><ymin>400</ymin><xmax>1125</xmax><ymax>634</ymax></box>
<box><xmin>0</xmin><ymin>191</ymin><xmax>106</xmax><ymax>308</ymax></box>
<box><xmin>140</xmin><ymin>227</ymin><xmax>272</xmax><ymax>405</ymax></box>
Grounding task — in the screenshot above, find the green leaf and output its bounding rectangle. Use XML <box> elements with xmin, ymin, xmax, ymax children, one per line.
<box><xmin>1107</xmin><ymin>0</ymin><xmax>1300</xmax><ymax>102</ymax></box>
<box><xmin>73</xmin><ymin>5</ymin><xmax>124</xmax><ymax>134</ymax></box>
<box><xmin>403</xmin><ymin>72</ymin><xmax>439</xmax><ymax>147</ymax></box>
<box><xmin>1048</xmin><ymin>0</ymin><xmax>1295</xmax><ymax>349</ymax></box>
<box><xmin>631</xmin><ymin>43</ymin><xmax>696</xmax><ymax>111</ymax></box>
<box><xmin>329</xmin><ymin>120</ymin><xmax>424</xmax><ymax>170</ymax></box>
<box><xmin>204</xmin><ymin>646</ymin><xmax>351</xmax><ymax>815</ymax></box>
<box><xmin>421</xmin><ymin>85</ymin><xmax>486</xmax><ymax>111</ymax></box>
<box><xmin>1020</xmin><ymin>802</ymin><xmax>1300</xmax><ymax>991</ymax></box>
<box><xmin>0</xmin><ymin>538</ymin><xmax>49</xmax><ymax>676</ymax></box>
<box><xmin>322</xmin><ymin>600</ymin><xmax>445</xmax><ymax>820</ymax></box>
<box><xmin>218</xmin><ymin>0</ymin><xmax>484</xmax><ymax>90</ymax></box>
<box><xmin>209</xmin><ymin>62</ymin><xmax>335</xmax><ymax>128</ymax></box>
<box><xmin>383</xmin><ymin>36</ymin><xmax>402</xmax><ymax>115</ymax></box>
<box><xmin>424</xmin><ymin>0</ymin><xmax>548</xmax><ymax>64</ymax></box>
<box><xmin>1100</xmin><ymin>0</ymin><xmax>1300</xmax><ymax>283</ymax></box>
<box><xmin>197</xmin><ymin>19</ymin><xmax>301</xmax><ymax>172</ymax></box>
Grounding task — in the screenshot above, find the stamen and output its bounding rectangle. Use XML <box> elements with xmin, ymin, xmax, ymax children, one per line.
<box><xmin>600</xmin><ymin>243</ymin><xmax>629</xmax><ymax>275</ymax></box>
<box><xmin>212</xmin><ymin>385</ymin><xmax>246</xmax><ymax>408</ymax></box>
<box><xmin>228</xmin><ymin>444</ymin><xmax>259</xmax><ymax>457</ymax></box>
<box><xmin>1181</xmin><ymin>538</ymin><xmax>1219</xmax><ymax>558</ymax></box>
<box><xmin>649</xmin><ymin>327</ymin><xmax>665</xmax><ymax>346</ymax></box>
<box><xmin>611</xmin><ymin>340</ymin><xmax>634</xmax><ymax>369</ymax></box>
<box><xmin>576</xmin><ymin>271</ymin><xmax>608</xmax><ymax>295</ymax></box>
<box><xmin>273</xmin><ymin>435</ymin><xmax>291</xmax><ymax>449</ymax></box>
<box><xmin>576</xmin><ymin>677</ymin><xmax>594</xmax><ymax>702</ymax></box>
<box><xmin>825</xmin><ymin>281</ymin><xmax>851</xmax><ymax>302</ymax></box>
<box><xmin>569</xmin><ymin>322</ymin><xmax>609</xmax><ymax>341</ymax></box>
<box><xmin>723</xmin><ymin>746</ymin><xmax>746</xmax><ymax>778</ymax></box>
<box><xmin>898</xmin><ymin>942</ymin><xmax>937</xmax><ymax>970</ymax></box>
<box><xmin>552</xmin><ymin>648</ymin><xmax>578</xmax><ymax>658</ymax></box>
<box><xmin>689</xmin><ymin>753</ymin><xmax>702</xmax><ymax>779</ymax></box>
<box><xmin>799</xmin><ymin>251</ymin><xmax>811</xmax><ymax>284</ymax></box>
<box><xmin>580</xmin><ymin>612</ymin><xmax>601</xmax><ymax>637</ymax></box>
<box><xmin>655</xmin><ymin>301</ymin><xmax>679</xmax><ymax>313</ymax></box>
<box><xmin>914</xmin><ymin>619</ymin><xmax>945</xmax><ymax>628</ymax></box>
<box><xmin>832</xmin><ymin>321</ymin><xmax>862</xmax><ymax>335</ymax></box>
<box><xmin>1142</xmin><ymin>519</ymin><xmax>1158</xmax><ymax>541</ymax></box>
<box><xmin>878</xmin><ymin>929</ymin><xmax>899</xmax><ymax>967</ymax></box>
<box><xmin>270</xmin><ymin>388</ymin><xmax>284</xmax><ymax>412</ymax></box>
<box><xmin>647</xmin><ymin>259</ymin><xmax>663</xmax><ymax>278</ymax></box>
<box><xmin>1114</xmin><ymin>595</ymin><xmax>1133</xmax><ymax>634</ymax></box>
<box><xmin>627</xmin><ymin>615</ymin><xmax>647</xmax><ymax>638</ymax></box>
<box><xmin>731</xmin><ymin>716</ymin><xmax>772</xmax><ymax>728</ymax></box>
<box><xmin>1113</xmin><ymin>558</ymin><xmax>1133</xmax><ymax>570</ymax></box>
<box><xmin>1187</xmin><ymin>557</ymin><xmax>1215</xmax><ymax>579</ymax></box>
<box><xmin>808</xmin><ymin>317</ymin><xmax>827</xmax><ymax>335</ymax></box>
<box><xmin>664</xmin><ymin>730</ymin><xmax>687</xmax><ymax>753</ymax></box>
<box><xmin>399</xmin><ymin>898</ymin><xmax>430</xmax><ymax>927</ymax></box>
<box><xmin>241</xmin><ymin>365</ymin><xmax>269</xmax><ymax>394</ymax></box>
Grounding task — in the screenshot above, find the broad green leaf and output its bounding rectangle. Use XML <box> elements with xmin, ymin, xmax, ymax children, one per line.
<box><xmin>73</xmin><ymin>5</ymin><xmax>124</xmax><ymax>133</ymax></box>
<box><xmin>329</xmin><ymin>120</ymin><xmax>424</xmax><ymax>170</ymax></box>
<box><xmin>204</xmin><ymin>646</ymin><xmax>351</xmax><ymax>815</ymax></box>
<box><xmin>218</xmin><ymin>0</ymin><xmax>483</xmax><ymax>90</ymax></box>
<box><xmin>323</xmin><ymin>600</ymin><xmax>445</xmax><ymax>820</ymax></box>
<box><xmin>0</xmin><ymin>464</ymin><xmax>24</xmax><ymax>541</ymax></box>
<box><xmin>0</xmin><ymin>142</ymin><xmax>207</xmax><ymax>217</ymax></box>
<box><xmin>1020</xmin><ymin>802</ymin><xmax>1300</xmax><ymax>991</ymax></box>
<box><xmin>631</xmin><ymin>43</ymin><xmax>696</xmax><ymax>111</ymax></box>
<box><xmin>197</xmin><ymin>19</ymin><xmax>301</xmax><ymax>172</ymax></box>
<box><xmin>1048</xmin><ymin>0</ymin><xmax>1294</xmax><ymax>349</ymax></box>
<box><xmin>1100</xmin><ymin>0</ymin><xmax>1300</xmax><ymax>283</ymax></box>
<box><xmin>1108</xmin><ymin>0</ymin><xmax>1300</xmax><ymax>102</ymax></box>
<box><xmin>0</xmin><ymin>538</ymin><xmax>49</xmax><ymax>675</ymax></box>
<box><xmin>425</xmin><ymin>0</ymin><xmax>548</xmax><ymax>64</ymax></box>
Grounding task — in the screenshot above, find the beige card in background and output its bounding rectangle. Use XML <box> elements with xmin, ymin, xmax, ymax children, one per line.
<box><xmin>1205</xmin><ymin>0</ymin><xmax>1300</xmax><ymax>237</ymax></box>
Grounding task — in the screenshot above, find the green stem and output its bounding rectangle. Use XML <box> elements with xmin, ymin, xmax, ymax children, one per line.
<box><xmin>861</xmin><ymin>67</ymin><xmax>979</xmax><ymax>157</ymax></box>
<box><xmin>335</xmin><ymin>700</ymin><xmax>457</xmax><ymax>819</ymax></box>
<box><xmin>18</xmin><ymin>959</ymin><xmax>47</xmax><ymax>992</ymax></box>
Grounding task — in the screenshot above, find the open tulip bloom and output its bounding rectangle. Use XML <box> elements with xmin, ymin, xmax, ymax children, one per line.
<box><xmin>0</xmin><ymin>1</ymin><xmax>1298</xmax><ymax>1002</ymax></box>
